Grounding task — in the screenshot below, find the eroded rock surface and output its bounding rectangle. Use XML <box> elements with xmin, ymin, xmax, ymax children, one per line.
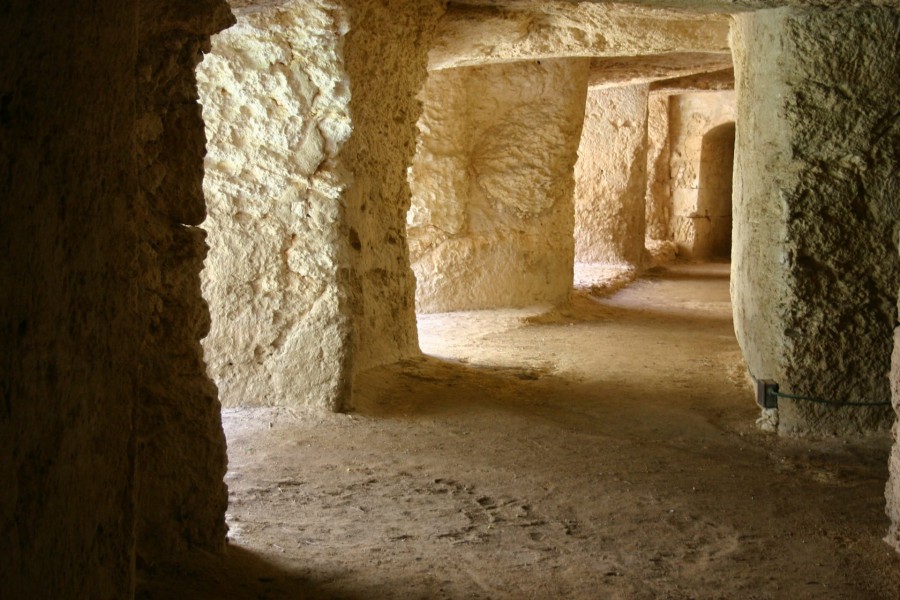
<box><xmin>2</xmin><ymin>0</ymin><xmax>235</xmax><ymax>595</ymax></box>
<box><xmin>731</xmin><ymin>7</ymin><xmax>899</xmax><ymax>438</ymax></box>
<box><xmin>341</xmin><ymin>0</ymin><xmax>445</xmax><ymax>372</ymax></box>
<box><xmin>645</xmin><ymin>93</ymin><xmax>672</xmax><ymax>243</ymax></box>
<box><xmin>199</xmin><ymin>0</ymin><xmax>444</xmax><ymax>408</ymax></box>
<box><xmin>135</xmin><ymin>0</ymin><xmax>234</xmax><ymax>564</ymax></box>
<box><xmin>0</xmin><ymin>3</ymin><xmax>143</xmax><ymax>597</ymax></box>
<box><xmin>574</xmin><ymin>84</ymin><xmax>649</xmax><ymax>266</ymax></box>
<box><xmin>409</xmin><ymin>59</ymin><xmax>590</xmax><ymax>312</ymax></box>
<box><xmin>199</xmin><ymin>1</ymin><xmax>353</xmax><ymax>410</ymax></box>
<box><xmin>587</xmin><ymin>52</ymin><xmax>733</xmax><ymax>88</ymax></box>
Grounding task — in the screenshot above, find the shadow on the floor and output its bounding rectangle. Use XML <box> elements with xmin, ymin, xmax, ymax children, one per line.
<box><xmin>524</xmin><ymin>293</ymin><xmax>734</xmax><ymax>327</ymax></box>
<box><xmin>137</xmin><ymin>545</ymin><xmax>374</xmax><ymax>600</ymax></box>
<box><xmin>642</xmin><ymin>262</ymin><xmax>731</xmax><ymax>281</ymax></box>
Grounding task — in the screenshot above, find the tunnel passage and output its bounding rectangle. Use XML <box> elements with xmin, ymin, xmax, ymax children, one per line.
<box><xmin>4</xmin><ymin>3</ymin><xmax>900</xmax><ymax>600</ymax></box>
<box><xmin>697</xmin><ymin>121</ymin><xmax>735</xmax><ymax>260</ymax></box>
<box><xmin>669</xmin><ymin>92</ymin><xmax>736</xmax><ymax>260</ymax></box>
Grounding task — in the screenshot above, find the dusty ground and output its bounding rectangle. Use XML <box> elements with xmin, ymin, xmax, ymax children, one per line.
<box><xmin>139</xmin><ymin>263</ymin><xmax>900</xmax><ymax>599</ymax></box>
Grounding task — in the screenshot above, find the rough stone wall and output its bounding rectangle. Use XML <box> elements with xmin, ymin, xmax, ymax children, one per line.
<box><xmin>731</xmin><ymin>7</ymin><xmax>899</xmax><ymax>437</ymax></box>
<box><xmin>669</xmin><ymin>91</ymin><xmax>736</xmax><ymax>259</ymax></box>
<box><xmin>0</xmin><ymin>4</ymin><xmax>140</xmax><ymax>598</ymax></box>
<box><xmin>407</xmin><ymin>67</ymin><xmax>471</xmax><ymax>312</ymax></box>
<box><xmin>198</xmin><ymin>2</ymin><xmax>354</xmax><ymax>410</ymax></box>
<box><xmin>408</xmin><ymin>59</ymin><xmax>591</xmax><ymax>312</ymax></box>
<box><xmin>646</xmin><ymin>93</ymin><xmax>673</xmax><ymax>242</ymax></box>
<box><xmin>135</xmin><ymin>0</ymin><xmax>233</xmax><ymax>565</ymax></box>
<box><xmin>574</xmin><ymin>84</ymin><xmax>649</xmax><ymax>266</ymax></box>
<box><xmin>342</xmin><ymin>0</ymin><xmax>445</xmax><ymax>370</ymax></box>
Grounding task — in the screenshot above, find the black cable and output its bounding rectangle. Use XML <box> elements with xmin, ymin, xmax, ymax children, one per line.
<box><xmin>768</xmin><ymin>389</ymin><xmax>892</xmax><ymax>407</ymax></box>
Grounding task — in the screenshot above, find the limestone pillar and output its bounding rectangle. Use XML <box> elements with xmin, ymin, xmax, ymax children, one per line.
<box><xmin>199</xmin><ymin>0</ymin><xmax>444</xmax><ymax>409</ymax></box>
<box><xmin>135</xmin><ymin>0</ymin><xmax>234</xmax><ymax>565</ymax></box>
<box><xmin>198</xmin><ymin>3</ymin><xmax>354</xmax><ymax>412</ymax></box>
<box><xmin>408</xmin><ymin>58</ymin><xmax>591</xmax><ymax>312</ymax></box>
<box><xmin>731</xmin><ymin>8</ymin><xmax>899</xmax><ymax>436</ymax></box>
<box><xmin>1</xmin><ymin>2</ymin><xmax>143</xmax><ymax>597</ymax></box>
<box><xmin>342</xmin><ymin>0</ymin><xmax>445</xmax><ymax>370</ymax></box>
<box><xmin>574</xmin><ymin>84</ymin><xmax>649</xmax><ymax>266</ymax></box>
<box><xmin>645</xmin><ymin>93</ymin><xmax>672</xmax><ymax>244</ymax></box>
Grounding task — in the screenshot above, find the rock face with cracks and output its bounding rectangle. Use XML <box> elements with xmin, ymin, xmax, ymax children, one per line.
<box><xmin>408</xmin><ymin>59</ymin><xmax>590</xmax><ymax>312</ymax></box>
<box><xmin>341</xmin><ymin>0</ymin><xmax>445</xmax><ymax>373</ymax></box>
<box><xmin>669</xmin><ymin>91</ymin><xmax>736</xmax><ymax>259</ymax></box>
<box><xmin>200</xmin><ymin>0</ymin><xmax>445</xmax><ymax>408</ymax></box>
<box><xmin>1</xmin><ymin>0</ymin><xmax>233</xmax><ymax>596</ymax></box>
<box><xmin>645</xmin><ymin>93</ymin><xmax>672</xmax><ymax>243</ymax></box>
<box><xmin>574</xmin><ymin>84</ymin><xmax>649</xmax><ymax>266</ymax></box>
<box><xmin>0</xmin><ymin>4</ymin><xmax>142</xmax><ymax>597</ymax></box>
<box><xmin>199</xmin><ymin>1</ymin><xmax>354</xmax><ymax>410</ymax></box>
<box><xmin>135</xmin><ymin>0</ymin><xmax>234</xmax><ymax>566</ymax></box>
<box><xmin>731</xmin><ymin>7</ymin><xmax>899</xmax><ymax>439</ymax></box>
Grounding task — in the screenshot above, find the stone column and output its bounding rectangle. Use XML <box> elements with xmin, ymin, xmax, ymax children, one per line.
<box><xmin>645</xmin><ymin>93</ymin><xmax>673</xmax><ymax>244</ymax></box>
<box><xmin>0</xmin><ymin>2</ymin><xmax>143</xmax><ymax>597</ymax></box>
<box><xmin>135</xmin><ymin>0</ymin><xmax>234</xmax><ymax>565</ymax></box>
<box><xmin>408</xmin><ymin>58</ymin><xmax>591</xmax><ymax>312</ymax></box>
<box><xmin>731</xmin><ymin>7</ymin><xmax>899</xmax><ymax>436</ymax></box>
<box><xmin>574</xmin><ymin>84</ymin><xmax>649</xmax><ymax>267</ymax></box>
<box><xmin>342</xmin><ymin>0</ymin><xmax>445</xmax><ymax>370</ymax></box>
<box><xmin>198</xmin><ymin>2</ymin><xmax>354</xmax><ymax>412</ymax></box>
<box><xmin>199</xmin><ymin>0</ymin><xmax>445</xmax><ymax>410</ymax></box>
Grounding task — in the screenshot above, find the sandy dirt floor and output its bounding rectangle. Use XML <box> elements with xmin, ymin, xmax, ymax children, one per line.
<box><xmin>139</xmin><ymin>263</ymin><xmax>900</xmax><ymax>599</ymax></box>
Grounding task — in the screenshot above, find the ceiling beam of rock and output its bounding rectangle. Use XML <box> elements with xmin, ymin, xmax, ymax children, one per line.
<box><xmin>226</xmin><ymin>0</ymin><xmax>297</xmax><ymax>13</ymax></box>
<box><xmin>649</xmin><ymin>67</ymin><xmax>735</xmax><ymax>94</ymax></box>
<box><xmin>587</xmin><ymin>51</ymin><xmax>732</xmax><ymax>88</ymax></box>
<box><xmin>429</xmin><ymin>2</ymin><xmax>731</xmax><ymax>70</ymax></box>
<box><xmin>447</xmin><ymin>0</ymin><xmax>900</xmax><ymax>14</ymax></box>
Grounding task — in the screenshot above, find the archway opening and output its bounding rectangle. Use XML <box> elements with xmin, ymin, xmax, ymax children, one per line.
<box><xmin>669</xmin><ymin>92</ymin><xmax>736</xmax><ymax>262</ymax></box>
<box><xmin>697</xmin><ymin>121</ymin><xmax>735</xmax><ymax>260</ymax></box>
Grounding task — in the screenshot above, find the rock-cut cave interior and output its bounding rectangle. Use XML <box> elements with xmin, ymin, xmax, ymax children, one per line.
<box><xmin>3</xmin><ymin>1</ymin><xmax>900</xmax><ymax>598</ymax></box>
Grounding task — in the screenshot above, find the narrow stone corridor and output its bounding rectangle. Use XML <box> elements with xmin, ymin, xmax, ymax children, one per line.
<box><xmin>141</xmin><ymin>265</ymin><xmax>900</xmax><ymax>599</ymax></box>
<box><xmin>6</xmin><ymin>4</ymin><xmax>900</xmax><ymax>597</ymax></box>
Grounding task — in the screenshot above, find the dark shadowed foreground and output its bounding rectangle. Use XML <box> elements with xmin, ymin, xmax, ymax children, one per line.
<box><xmin>140</xmin><ymin>265</ymin><xmax>900</xmax><ymax>600</ymax></box>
